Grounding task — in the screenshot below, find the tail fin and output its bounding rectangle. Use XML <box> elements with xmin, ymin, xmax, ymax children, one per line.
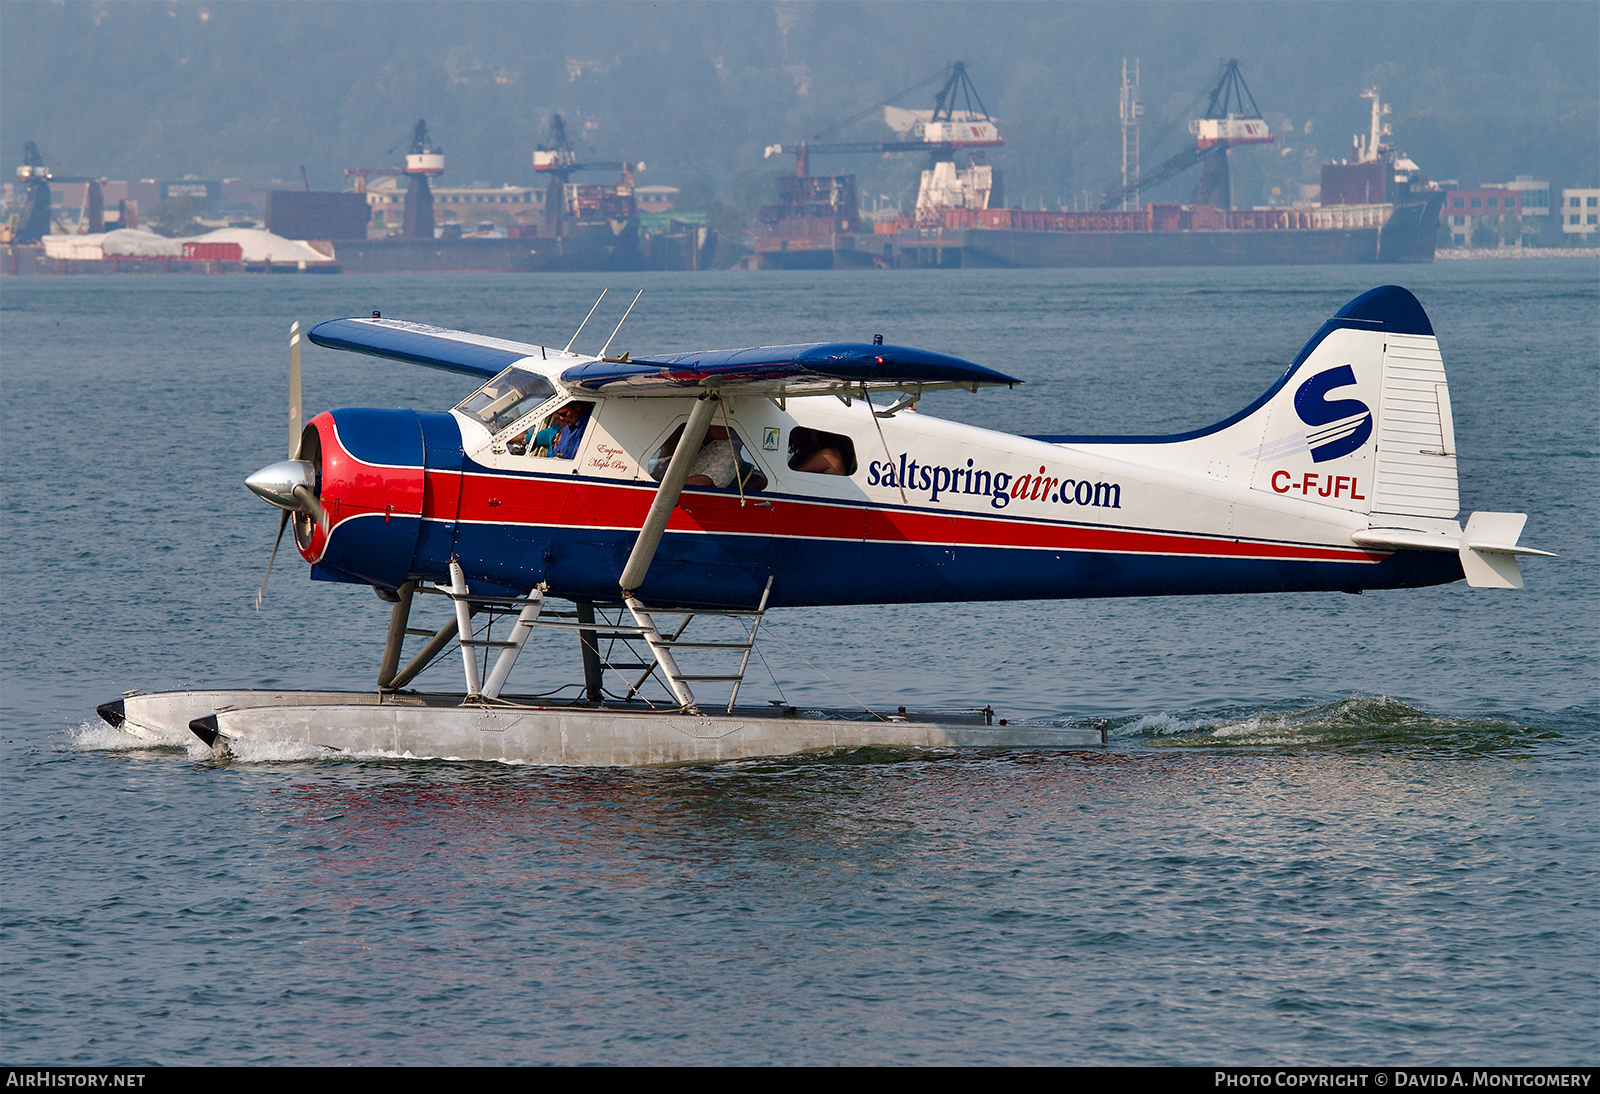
<box><xmin>1236</xmin><ymin>285</ymin><xmax>1459</xmax><ymax>518</ymax></box>
<box><xmin>1066</xmin><ymin>286</ymin><xmax>1459</xmax><ymax>520</ymax></box>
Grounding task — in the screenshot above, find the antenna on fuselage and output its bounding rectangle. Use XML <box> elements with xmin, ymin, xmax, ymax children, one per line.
<box><xmin>562</xmin><ymin>289</ymin><xmax>607</xmax><ymax>354</ymax></box>
<box><xmin>598</xmin><ymin>290</ymin><xmax>644</xmax><ymax>359</ymax></box>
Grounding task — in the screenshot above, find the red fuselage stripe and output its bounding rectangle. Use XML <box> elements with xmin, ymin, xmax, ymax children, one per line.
<box><xmin>426</xmin><ymin>467</ymin><xmax>1382</xmax><ymax>564</ymax></box>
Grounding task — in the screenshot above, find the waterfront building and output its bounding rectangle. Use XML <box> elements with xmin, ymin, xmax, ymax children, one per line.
<box><xmin>1561</xmin><ymin>189</ymin><xmax>1599</xmax><ymax>240</ymax></box>
<box><xmin>364</xmin><ymin>176</ymin><xmax>545</xmax><ymax>237</ymax></box>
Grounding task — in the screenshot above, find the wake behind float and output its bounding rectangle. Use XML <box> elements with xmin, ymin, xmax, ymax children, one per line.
<box><xmin>99</xmin><ymin>286</ymin><xmax>1550</xmax><ymax>766</ymax></box>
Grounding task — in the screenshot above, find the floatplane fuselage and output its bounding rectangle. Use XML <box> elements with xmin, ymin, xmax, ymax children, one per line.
<box><xmin>99</xmin><ymin>286</ymin><xmax>1549</xmax><ymax>764</ymax></box>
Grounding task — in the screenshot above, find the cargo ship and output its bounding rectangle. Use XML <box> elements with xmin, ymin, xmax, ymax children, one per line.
<box><xmin>877</xmin><ymin>192</ymin><xmax>1442</xmax><ymax>268</ymax></box>
<box><xmin>880</xmin><ymin>85</ymin><xmax>1442</xmax><ymax>268</ymax></box>
<box><xmin>758</xmin><ymin>74</ymin><xmax>1444</xmax><ymax>270</ymax></box>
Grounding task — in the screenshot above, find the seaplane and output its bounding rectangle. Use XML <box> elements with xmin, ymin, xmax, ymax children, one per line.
<box><xmin>98</xmin><ymin>285</ymin><xmax>1550</xmax><ymax>765</ymax></box>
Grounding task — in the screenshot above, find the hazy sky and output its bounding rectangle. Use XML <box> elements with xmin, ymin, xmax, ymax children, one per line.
<box><xmin>2</xmin><ymin>2</ymin><xmax>1595</xmax><ymax>206</ymax></box>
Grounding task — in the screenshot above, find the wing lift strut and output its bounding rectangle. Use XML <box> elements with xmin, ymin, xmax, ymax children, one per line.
<box><xmin>372</xmin><ymin>394</ymin><xmax>772</xmax><ymax>714</ymax></box>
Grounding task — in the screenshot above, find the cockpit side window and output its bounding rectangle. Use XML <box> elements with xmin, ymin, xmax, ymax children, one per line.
<box><xmin>455</xmin><ymin>368</ymin><xmax>556</xmax><ymax>434</ymax></box>
<box><xmin>509</xmin><ymin>400</ymin><xmax>594</xmax><ymax>460</ymax></box>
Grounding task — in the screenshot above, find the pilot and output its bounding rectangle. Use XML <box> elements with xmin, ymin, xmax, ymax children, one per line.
<box><xmin>529</xmin><ymin>402</ymin><xmax>589</xmax><ymax>459</ymax></box>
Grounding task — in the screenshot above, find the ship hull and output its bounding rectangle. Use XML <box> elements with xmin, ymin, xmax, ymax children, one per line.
<box><xmin>331</xmin><ymin>238</ymin><xmax>553</xmax><ymax>273</ymax></box>
<box><xmin>885</xmin><ymin>194</ymin><xmax>1444</xmax><ymax>269</ymax></box>
<box><xmin>756</xmin><ymin>244</ymin><xmax>877</xmax><ymax>271</ymax></box>
<box><xmin>943</xmin><ymin>225</ymin><xmax>1382</xmax><ymax>267</ymax></box>
<box><xmin>551</xmin><ymin>219</ymin><xmax>648</xmax><ymax>272</ymax></box>
<box><xmin>328</xmin><ymin>227</ymin><xmax>648</xmax><ymax>274</ymax></box>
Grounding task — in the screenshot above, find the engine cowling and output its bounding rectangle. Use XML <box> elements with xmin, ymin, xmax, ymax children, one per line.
<box><xmin>297</xmin><ymin>408</ymin><xmax>435</xmax><ymax>589</ymax></box>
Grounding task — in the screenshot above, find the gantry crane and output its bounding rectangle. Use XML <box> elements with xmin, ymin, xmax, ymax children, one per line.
<box><xmin>343</xmin><ymin>120</ymin><xmax>444</xmax><ymax>239</ymax></box>
<box><xmin>532</xmin><ymin>114</ymin><xmax>645</xmax><ymax>238</ymax></box>
<box><xmin>9</xmin><ymin>142</ymin><xmax>55</xmax><ymax>244</ymax></box>
<box><xmin>1098</xmin><ymin>60</ymin><xmax>1274</xmax><ymax>211</ymax></box>
<box><xmin>764</xmin><ymin>62</ymin><xmax>1003</xmax><ymax>178</ymax></box>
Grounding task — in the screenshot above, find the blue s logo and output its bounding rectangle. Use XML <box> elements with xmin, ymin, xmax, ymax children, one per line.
<box><xmin>1294</xmin><ymin>365</ymin><xmax>1372</xmax><ymax>463</ymax></box>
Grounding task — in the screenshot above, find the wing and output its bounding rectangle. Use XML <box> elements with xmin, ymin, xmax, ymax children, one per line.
<box><xmin>306</xmin><ymin>319</ymin><xmax>1022</xmax><ymax>397</ymax></box>
<box><xmin>559</xmin><ymin>342</ymin><xmax>1021</xmax><ymax>397</ymax></box>
<box><xmin>307</xmin><ymin>317</ymin><xmax>551</xmax><ymax>379</ymax></box>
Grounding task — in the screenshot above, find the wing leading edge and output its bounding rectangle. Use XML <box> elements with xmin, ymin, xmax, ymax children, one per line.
<box><xmin>307</xmin><ymin>318</ymin><xmax>549</xmax><ymax>379</ymax></box>
<box><xmin>560</xmin><ymin>342</ymin><xmax>1021</xmax><ymax>397</ymax></box>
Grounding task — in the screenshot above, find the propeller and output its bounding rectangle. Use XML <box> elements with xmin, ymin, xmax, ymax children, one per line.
<box><xmin>288</xmin><ymin>318</ymin><xmax>302</xmax><ymax>460</ymax></box>
<box><xmin>251</xmin><ymin>321</ymin><xmax>326</xmax><ymax>610</ymax></box>
<box><xmin>257</xmin><ymin>511</ymin><xmax>291</xmax><ymax>612</ymax></box>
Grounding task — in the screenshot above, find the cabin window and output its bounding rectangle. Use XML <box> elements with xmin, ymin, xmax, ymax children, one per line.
<box><xmin>649</xmin><ymin>423</ymin><xmax>768</xmax><ymax>492</ymax></box>
<box><xmin>787</xmin><ymin>428</ymin><xmax>856</xmax><ymax>476</ymax></box>
<box><xmin>508</xmin><ymin>400</ymin><xmax>594</xmax><ymax>460</ymax></box>
<box><xmin>456</xmin><ymin>368</ymin><xmax>556</xmax><ymax>434</ymax></box>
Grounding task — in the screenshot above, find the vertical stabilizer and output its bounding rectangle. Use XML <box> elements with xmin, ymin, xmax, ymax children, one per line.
<box><xmin>1235</xmin><ymin>286</ymin><xmax>1458</xmax><ymax>520</ymax></box>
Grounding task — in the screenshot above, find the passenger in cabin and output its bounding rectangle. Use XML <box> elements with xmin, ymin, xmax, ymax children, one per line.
<box><xmin>650</xmin><ymin>424</ymin><xmax>768</xmax><ymax>491</ymax></box>
<box><xmin>520</xmin><ymin>402</ymin><xmax>591</xmax><ymax>459</ymax></box>
<box><xmin>685</xmin><ymin>427</ymin><xmax>738</xmax><ymax>487</ymax></box>
<box><xmin>788</xmin><ymin>427</ymin><xmax>855</xmax><ymax>475</ymax></box>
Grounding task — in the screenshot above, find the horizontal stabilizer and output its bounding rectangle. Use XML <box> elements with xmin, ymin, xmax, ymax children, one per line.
<box><xmin>1351</xmin><ymin>527</ymin><xmax>1462</xmax><ymax>553</ymax></box>
<box><xmin>1457</xmin><ymin>512</ymin><xmax>1555</xmax><ymax>589</ymax></box>
<box><xmin>308</xmin><ymin>318</ymin><xmax>547</xmax><ymax>379</ymax></box>
<box><xmin>560</xmin><ymin>342</ymin><xmax>1020</xmax><ymax>397</ymax></box>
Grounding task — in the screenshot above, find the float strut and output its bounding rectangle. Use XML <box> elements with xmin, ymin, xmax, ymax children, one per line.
<box><xmin>386</xmin><ymin>614</ymin><xmax>466</xmax><ymax>692</ymax></box>
<box><xmin>576</xmin><ymin>601</ymin><xmax>604</xmax><ymax>704</ymax></box>
<box><xmin>376</xmin><ymin>580</ymin><xmax>417</xmax><ymax>689</ymax></box>
<box><xmin>481</xmin><ymin>586</ymin><xmax>546</xmax><ymax>699</ymax></box>
<box><xmin>448</xmin><ymin>559</ymin><xmax>482</xmax><ymax>698</ymax></box>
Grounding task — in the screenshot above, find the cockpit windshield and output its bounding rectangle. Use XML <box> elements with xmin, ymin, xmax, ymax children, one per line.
<box><xmin>455</xmin><ymin>368</ymin><xmax>556</xmax><ymax>434</ymax></box>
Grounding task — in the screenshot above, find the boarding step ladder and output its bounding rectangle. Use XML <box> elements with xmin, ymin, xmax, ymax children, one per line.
<box><xmin>527</xmin><ymin>576</ymin><xmax>774</xmax><ymax>714</ymax></box>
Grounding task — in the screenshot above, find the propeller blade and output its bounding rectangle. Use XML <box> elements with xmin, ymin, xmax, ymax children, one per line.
<box><xmin>292</xmin><ymin>483</ymin><xmax>329</xmax><ymax>532</ymax></box>
<box><xmin>256</xmin><ymin>510</ymin><xmax>290</xmax><ymax>611</ymax></box>
<box><xmin>255</xmin><ymin>322</ymin><xmax>308</xmax><ymax>611</ymax></box>
<box><xmin>288</xmin><ymin>320</ymin><xmax>303</xmax><ymax>458</ymax></box>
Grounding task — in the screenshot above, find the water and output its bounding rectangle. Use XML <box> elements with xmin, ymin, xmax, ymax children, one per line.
<box><xmin>2</xmin><ymin>262</ymin><xmax>1595</xmax><ymax>1064</ymax></box>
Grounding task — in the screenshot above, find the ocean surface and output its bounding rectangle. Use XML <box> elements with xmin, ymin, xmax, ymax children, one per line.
<box><xmin>1</xmin><ymin>262</ymin><xmax>1595</xmax><ymax>1065</ymax></box>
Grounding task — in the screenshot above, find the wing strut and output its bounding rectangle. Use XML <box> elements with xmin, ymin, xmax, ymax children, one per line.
<box><xmin>620</xmin><ymin>394</ymin><xmax>718</xmax><ymax>594</ymax></box>
<box><xmin>616</xmin><ymin>393</ymin><xmax>720</xmax><ymax>712</ymax></box>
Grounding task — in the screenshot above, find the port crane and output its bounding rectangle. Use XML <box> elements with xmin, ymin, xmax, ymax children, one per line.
<box><xmin>763</xmin><ymin>63</ymin><xmax>1005</xmax><ymax>220</ymax></box>
<box><xmin>532</xmin><ymin>114</ymin><xmax>642</xmax><ymax>182</ymax></box>
<box><xmin>1098</xmin><ymin>59</ymin><xmax>1274</xmax><ymax>211</ymax></box>
<box><xmin>6</xmin><ymin>142</ymin><xmax>56</xmax><ymax>244</ymax></box>
<box><xmin>2</xmin><ymin>142</ymin><xmax>120</xmax><ymax>241</ymax></box>
<box><xmin>764</xmin><ymin>62</ymin><xmax>1002</xmax><ymax>178</ymax></box>
<box><xmin>343</xmin><ymin>120</ymin><xmax>445</xmax><ymax>239</ymax></box>
<box><xmin>532</xmin><ymin>114</ymin><xmax>645</xmax><ymax>239</ymax></box>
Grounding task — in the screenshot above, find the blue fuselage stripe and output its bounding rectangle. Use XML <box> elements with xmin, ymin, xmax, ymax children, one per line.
<box><xmin>316</xmin><ymin>518</ymin><xmax>1462</xmax><ymax>608</ymax></box>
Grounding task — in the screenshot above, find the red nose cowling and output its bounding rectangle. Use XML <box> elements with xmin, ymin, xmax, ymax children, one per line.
<box><xmin>297</xmin><ymin>409</ymin><xmax>430</xmax><ymax>590</ymax></box>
